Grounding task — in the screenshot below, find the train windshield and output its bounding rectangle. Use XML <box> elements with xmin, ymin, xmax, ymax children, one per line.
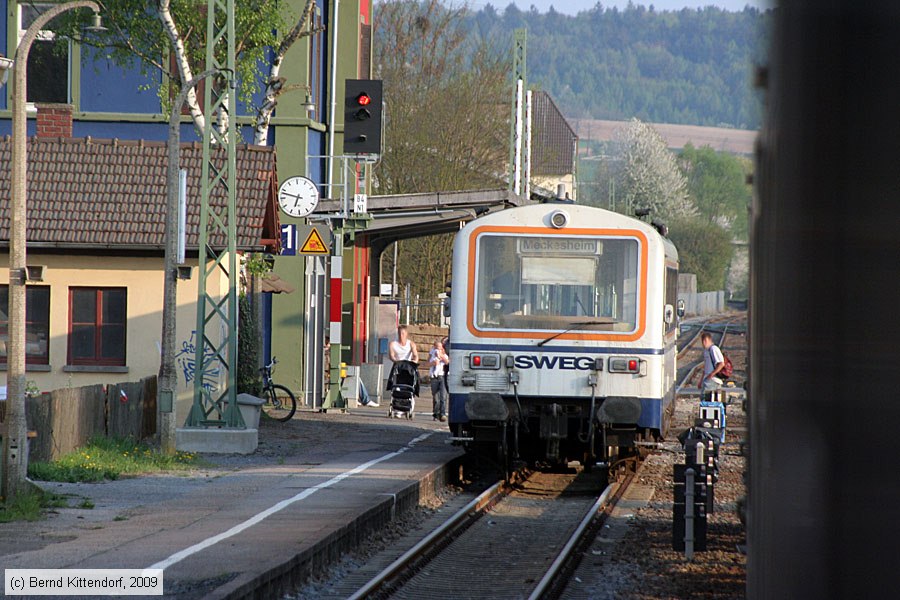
<box><xmin>474</xmin><ymin>234</ymin><xmax>640</xmax><ymax>333</ymax></box>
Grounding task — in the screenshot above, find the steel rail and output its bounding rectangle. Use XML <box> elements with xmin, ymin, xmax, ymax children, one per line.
<box><xmin>676</xmin><ymin>320</ymin><xmax>732</xmax><ymax>393</ymax></box>
<box><xmin>526</xmin><ymin>481</ymin><xmax>617</xmax><ymax>600</ymax></box>
<box><xmin>677</xmin><ymin>325</ymin><xmax>705</xmax><ymax>359</ymax></box>
<box><xmin>347</xmin><ymin>479</ymin><xmax>506</xmax><ymax>600</ymax></box>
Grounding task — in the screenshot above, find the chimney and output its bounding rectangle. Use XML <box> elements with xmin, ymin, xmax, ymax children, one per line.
<box><xmin>35</xmin><ymin>103</ymin><xmax>73</xmax><ymax>138</ymax></box>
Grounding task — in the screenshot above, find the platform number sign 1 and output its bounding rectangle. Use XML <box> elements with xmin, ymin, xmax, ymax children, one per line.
<box><xmin>281</xmin><ymin>224</ymin><xmax>297</xmax><ymax>256</ymax></box>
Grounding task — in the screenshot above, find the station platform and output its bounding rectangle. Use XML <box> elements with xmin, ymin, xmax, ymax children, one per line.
<box><xmin>0</xmin><ymin>394</ymin><xmax>462</xmax><ymax>599</ymax></box>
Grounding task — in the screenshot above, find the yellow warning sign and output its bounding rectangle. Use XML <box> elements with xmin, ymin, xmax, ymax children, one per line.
<box><xmin>300</xmin><ymin>228</ymin><xmax>329</xmax><ymax>254</ymax></box>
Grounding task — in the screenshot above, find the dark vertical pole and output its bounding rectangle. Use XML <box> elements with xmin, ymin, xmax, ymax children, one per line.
<box><xmin>751</xmin><ymin>2</ymin><xmax>900</xmax><ymax>597</ymax></box>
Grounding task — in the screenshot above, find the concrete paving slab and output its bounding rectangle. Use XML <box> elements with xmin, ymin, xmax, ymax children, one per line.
<box><xmin>1</xmin><ymin>395</ymin><xmax>462</xmax><ymax>599</ymax></box>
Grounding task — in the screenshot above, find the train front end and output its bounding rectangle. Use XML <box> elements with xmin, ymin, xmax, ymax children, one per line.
<box><xmin>447</xmin><ymin>203</ymin><xmax>677</xmax><ymax>469</ymax></box>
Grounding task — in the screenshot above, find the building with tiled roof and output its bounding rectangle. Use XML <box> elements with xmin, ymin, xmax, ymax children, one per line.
<box><xmin>531</xmin><ymin>91</ymin><xmax>578</xmax><ymax>199</ymax></box>
<box><xmin>0</xmin><ymin>135</ymin><xmax>279</xmax><ymax>252</ymax></box>
<box><xmin>0</xmin><ymin>109</ymin><xmax>279</xmax><ymax>398</ymax></box>
<box><xmin>0</xmin><ymin>0</ymin><xmax>377</xmax><ymax>407</ymax></box>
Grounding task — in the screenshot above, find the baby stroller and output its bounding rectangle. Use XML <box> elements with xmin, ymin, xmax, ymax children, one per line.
<box><xmin>387</xmin><ymin>360</ymin><xmax>419</xmax><ymax>419</ymax></box>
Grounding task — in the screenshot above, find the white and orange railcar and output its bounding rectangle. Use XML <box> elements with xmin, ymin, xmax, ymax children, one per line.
<box><xmin>447</xmin><ymin>202</ymin><xmax>681</xmax><ymax>468</ymax></box>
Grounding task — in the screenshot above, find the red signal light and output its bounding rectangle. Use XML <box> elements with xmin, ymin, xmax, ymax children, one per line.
<box><xmin>356</xmin><ymin>93</ymin><xmax>372</xmax><ymax>106</ymax></box>
<box><xmin>628</xmin><ymin>359</ymin><xmax>638</xmax><ymax>371</ymax></box>
<box><xmin>472</xmin><ymin>355</ymin><xmax>482</xmax><ymax>367</ymax></box>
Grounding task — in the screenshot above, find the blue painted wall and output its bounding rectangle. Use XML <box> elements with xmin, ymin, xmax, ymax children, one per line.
<box><xmin>263</xmin><ymin>292</ymin><xmax>273</xmax><ymax>365</ymax></box>
<box><xmin>80</xmin><ymin>48</ymin><xmax>162</xmax><ymax>114</ymax></box>
<box><xmin>1</xmin><ymin>1</ymin><xmax>297</xmax><ymax>146</ymax></box>
<box><xmin>308</xmin><ymin>129</ymin><xmax>326</xmax><ymax>186</ymax></box>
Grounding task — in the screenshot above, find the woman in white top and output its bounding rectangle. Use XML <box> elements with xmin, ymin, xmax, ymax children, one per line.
<box><xmin>389</xmin><ymin>324</ymin><xmax>419</xmax><ymax>363</ymax></box>
<box><xmin>388</xmin><ymin>325</ymin><xmax>419</xmax><ymax>417</ymax></box>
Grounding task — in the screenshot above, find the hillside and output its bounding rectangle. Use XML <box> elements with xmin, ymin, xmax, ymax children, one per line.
<box><xmin>467</xmin><ymin>3</ymin><xmax>771</xmax><ymax>129</ymax></box>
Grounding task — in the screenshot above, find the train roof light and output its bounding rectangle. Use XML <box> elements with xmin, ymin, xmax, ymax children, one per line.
<box><xmin>549</xmin><ymin>209</ymin><xmax>569</xmax><ymax>228</ymax></box>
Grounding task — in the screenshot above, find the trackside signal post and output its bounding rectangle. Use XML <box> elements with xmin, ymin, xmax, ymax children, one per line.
<box><xmin>344</xmin><ymin>79</ymin><xmax>383</xmax><ymax>155</ymax></box>
<box><xmin>318</xmin><ymin>79</ymin><xmax>381</xmax><ymax>411</ymax></box>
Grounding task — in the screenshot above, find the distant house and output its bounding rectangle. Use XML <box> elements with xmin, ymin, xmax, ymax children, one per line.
<box><xmin>531</xmin><ymin>91</ymin><xmax>578</xmax><ymax>200</ymax></box>
<box><xmin>0</xmin><ymin>105</ymin><xmax>278</xmax><ymax>418</ymax></box>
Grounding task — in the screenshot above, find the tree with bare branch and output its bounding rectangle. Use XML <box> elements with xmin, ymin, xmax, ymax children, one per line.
<box><xmin>375</xmin><ymin>1</ymin><xmax>509</xmax><ymax>312</ymax></box>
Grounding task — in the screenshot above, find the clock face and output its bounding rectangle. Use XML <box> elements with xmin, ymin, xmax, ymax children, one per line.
<box><xmin>278</xmin><ymin>176</ymin><xmax>319</xmax><ymax>218</ymax></box>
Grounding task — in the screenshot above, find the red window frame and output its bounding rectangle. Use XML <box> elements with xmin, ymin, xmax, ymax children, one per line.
<box><xmin>67</xmin><ymin>287</ymin><xmax>127</xmax><ymax>366</ymax></box>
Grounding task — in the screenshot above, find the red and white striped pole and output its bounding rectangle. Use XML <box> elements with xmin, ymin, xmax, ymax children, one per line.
<box><xmin>329</xmin><ymin>255</ymin><xmax>343</xmax><ymax>346</ymax></box>
<box><xmin>324</xmin><ymin>233</ymin><xmax>345</xmax><ymax>410</ymax></box>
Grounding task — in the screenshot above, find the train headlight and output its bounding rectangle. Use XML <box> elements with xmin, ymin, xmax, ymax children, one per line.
<box><xmin>549</xmin><ymin>210</ymin><xmax>569</xmax><ymax>228</ymax></box>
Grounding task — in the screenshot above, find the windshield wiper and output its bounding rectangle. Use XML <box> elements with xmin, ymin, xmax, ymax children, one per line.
<box><xmin>537</xmin><ymin>321</ymin><xmax>607</xmax><ymax>347</ymax></box>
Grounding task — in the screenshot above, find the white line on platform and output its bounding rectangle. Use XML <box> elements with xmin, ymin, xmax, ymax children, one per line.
<box><xmin>149</xmin><ymin>432</ymin><xmax>434</xmax><ymax>572</ymax></box>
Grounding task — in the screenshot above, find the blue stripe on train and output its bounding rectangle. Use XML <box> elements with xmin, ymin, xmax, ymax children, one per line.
<box><xmin>449</xmin><ymin>393</ymin><xmax>665</xmax><ymax>430</ymax></box>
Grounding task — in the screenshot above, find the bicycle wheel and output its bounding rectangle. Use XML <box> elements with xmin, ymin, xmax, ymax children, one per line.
<box><xmin>261</xmin><ymin>384</ymin><xmax>297</xmax><ymax>422</ymax></box>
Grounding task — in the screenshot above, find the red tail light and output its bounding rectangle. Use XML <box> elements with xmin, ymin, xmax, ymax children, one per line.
<box><xmin>468</xmin><ymin>353</ymin><xmax>500</xmax><ymax>369</ymax></box>
<box><xmin>609</xmin><ymin>357</ymin><xmax>642</xmax><ymax>374</ymax></box>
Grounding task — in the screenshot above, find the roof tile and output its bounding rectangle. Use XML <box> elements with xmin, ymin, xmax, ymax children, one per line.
<box><xmin>0</xmin><ymin>137</ymin><xmax>278</xmax><ymax>251</ymax></box>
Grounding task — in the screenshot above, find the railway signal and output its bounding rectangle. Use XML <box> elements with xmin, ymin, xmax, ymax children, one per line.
<box><xmin>343</xmin><ymin>79</ymin><xmax>383</xmax><ymax>155</ymax></box>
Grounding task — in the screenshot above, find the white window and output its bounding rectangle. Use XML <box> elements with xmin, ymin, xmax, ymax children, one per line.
<box><xmin>18</xmin><ymin>2</ymin><xmax>70</xmax><ymax>104</ymax></box>
<box><xmin>474</xmin><ymin>234</ymin><xmax>641</xmax><ymax>333</ymax></box>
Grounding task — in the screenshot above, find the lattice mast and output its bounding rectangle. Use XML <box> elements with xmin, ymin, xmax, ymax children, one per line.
<box><xmin>185</xmin><ymin>0</ymin><xmax>243</xmax><ymax>427</ymax></box>
<box><xmin>509</xmin><ymin>29</ymin><xmax>527</xmax><ymax>195</ymax></box>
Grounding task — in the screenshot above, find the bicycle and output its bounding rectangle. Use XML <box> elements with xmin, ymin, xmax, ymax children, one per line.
<box><xmin>259</xmin><ymin>357</ymin><xmax>297</xmax><ymax>422</ymax></box>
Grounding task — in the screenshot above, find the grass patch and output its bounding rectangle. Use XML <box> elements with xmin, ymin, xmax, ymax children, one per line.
<box><xmin>28</xmin><ymin>436</ymin><xmax>200</xmax><ymax>483</ymax></box>
<box><xmin>0</xmin><ymin>489</ymin><xmax>68</xmax><ymax>522</ymax></box>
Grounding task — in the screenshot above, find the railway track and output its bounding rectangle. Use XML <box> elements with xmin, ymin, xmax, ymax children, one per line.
<box><xmin>347</xmin><ymin>469</ymin><xmax>631</xmax><ymax>599</ymax></box>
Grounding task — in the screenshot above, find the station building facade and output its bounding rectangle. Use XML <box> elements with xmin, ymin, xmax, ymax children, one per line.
<box><xmin>0</xmin><ymin>0</ymin><xmax>376</xmax><ymax>409</ymax></box>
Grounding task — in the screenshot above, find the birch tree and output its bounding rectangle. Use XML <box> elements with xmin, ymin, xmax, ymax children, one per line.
<box><xmin>52</xmin><ymin>0</ymin><xmax>321</xmax><ymax>144</ymax></box>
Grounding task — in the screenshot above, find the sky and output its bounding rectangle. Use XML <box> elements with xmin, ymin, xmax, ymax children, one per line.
<box><xmin>472</xmin><ymin>0</ymin><xmax>771</xmax><ymax>13</ymax></box>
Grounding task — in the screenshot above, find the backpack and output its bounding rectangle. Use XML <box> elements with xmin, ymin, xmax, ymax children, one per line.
<box><xmin>709</xmin><ymin>346</ymin><xmax>734</xmax><ymax>379</ymax></box>
<box><xmin>720</xmin><ymin>354</ymin><xmax>734</xmax><ymax>379</ymax></box>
